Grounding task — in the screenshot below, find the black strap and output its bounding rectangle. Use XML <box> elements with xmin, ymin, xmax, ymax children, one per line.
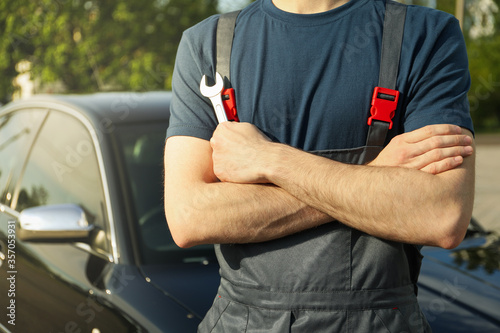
<box><xmin>366</xmin><ymin>121</ymin><xmax>391</xmax><ymax>147</ymax></box>
<box><xmin>379</xmin><ymin>1</ymin><xmax>407</xmax><ymax>90</ymax></box>
<box><xmin>366</xmin><ymin>0</ymin><xmax>407</xmax><ymax>147</ymax></box>
<box><xmin>216</xmin><ymin>10</ymin><xmax>241</xmax><ymax>88</ymax></box>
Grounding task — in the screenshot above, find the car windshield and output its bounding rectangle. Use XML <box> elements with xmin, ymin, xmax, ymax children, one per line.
<box><xmin>114</xmin><ymin>122</ymin><xmax>215</xmax><ymax>265</ymax></box>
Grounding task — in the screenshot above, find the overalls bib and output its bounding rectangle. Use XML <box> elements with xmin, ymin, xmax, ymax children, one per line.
<box><xmin>199</xmin><ymin>2</ymin><xmax>432</xmax><ymax>332</ymax></box>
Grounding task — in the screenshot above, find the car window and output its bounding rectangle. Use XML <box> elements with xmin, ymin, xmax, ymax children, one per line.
<box><xmin>0</xmin><ymin>109</ymin><xmax>47</xmax><ymax>207</ymax></box>
<box><xmin>115</xmin><ymin>122</ymin><xmax>215</xmax><ymax>264</ymax></box>
<box><xmin>114</xmin><ymin>123</ymin><xmax>170</xmax><ymax>261</ymax></box>
<box><xmin>14</xmin><ymin>110</ymin><xmax>108</xmax><ymax>251</ymax></box>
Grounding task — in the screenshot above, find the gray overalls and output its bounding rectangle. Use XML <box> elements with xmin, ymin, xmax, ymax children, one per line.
<box><xmin>199</xmin><ymin>2</ymin><xmax>432</xmax><ymax>332</ymax></box>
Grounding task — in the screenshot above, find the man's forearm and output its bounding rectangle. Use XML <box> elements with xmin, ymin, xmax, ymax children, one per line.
<box><xmin>262</xmin><ymin>142</ymin><xmax>475</xmax><ymax>248</ymax></box>
<box><xmin>210</xmin><ymin>123</ymin><xmax>475</xmax><ymax>248</ymax></box>
<box><xmin>167</xmin><ymin>182</ymin><xmax>331</xmax><ymax>248</ymax></box>
<box><xmin>164</xmin><ymin>136</ymin><xmax>331</xmax><ymax>248</ymax></box>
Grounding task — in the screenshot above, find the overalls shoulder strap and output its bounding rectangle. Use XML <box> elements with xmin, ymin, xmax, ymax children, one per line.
<box><xmin>366</xmin><ymin>0</ymin><xmax>407</xmax><ymax>147</ymax></box>
<box><xmin>216</xmin><ymin>10</ymin><xmax>241</xmax><ymax>88</ymax></box>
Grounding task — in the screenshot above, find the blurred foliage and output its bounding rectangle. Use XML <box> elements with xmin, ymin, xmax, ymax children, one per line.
<box><xmin>0</xmin><ymin>0</ymin><xmax>218</xmax><ymax>102</ymax></box>
<box><xmin>0</xmin><ymin>0</ymin><xmax>499</xmax><ymax>131</ymax></box>
<box><xmin>438</xmin><ymin>0</ymin><xmax>500</xmax><ymax>132</ymax></box>
<box><xmin>466</xmin><ymin>26</ymin><xmax>500</xmax><ymax>132</ymax></box>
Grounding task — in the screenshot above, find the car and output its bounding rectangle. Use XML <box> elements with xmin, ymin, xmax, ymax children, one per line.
<box><xmin>0</xmin><ymin>92</ymin><xmax>499</xmax><ymax>332</ymax></box>
<box><xmin>0</xmin><ymin>92</ymin><xmax>220</xmax><ymax>332</ymax></box>
<box><xmin>417</xmin><ymin>218</ymin><xmax>500</xmax><ymax>332</ymax></box>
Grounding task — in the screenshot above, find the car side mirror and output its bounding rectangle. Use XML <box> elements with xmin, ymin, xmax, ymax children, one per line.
<box><xmin>18</xmin><ymin>204</ymin><xmax>94</xmax><ymax>242</ymax></box>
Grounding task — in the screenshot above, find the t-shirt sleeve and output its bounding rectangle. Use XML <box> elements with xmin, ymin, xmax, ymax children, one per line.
<box><xmin>166</xmin><ymin>18</ymin><xmax>220</xmax><ymax>141</ymax></box>
<box><xmin>402</xmin><ymin>13</ymin><xmax>474</xmax><ymax>135</ymax></box>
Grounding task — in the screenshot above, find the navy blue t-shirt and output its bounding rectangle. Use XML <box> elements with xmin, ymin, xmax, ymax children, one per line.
<box><xmin>167</xmin><ymin>0</ymin><xmax>473</xmax><ymax>151</ymax></box>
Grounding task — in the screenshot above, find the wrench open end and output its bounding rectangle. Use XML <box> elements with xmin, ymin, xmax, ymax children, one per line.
<box><xmin>199</xmin><ymin>72</ymin><xmax>224</xmax><ymax>98</ymax></box>
<box><xmin>199</xmin><ymin>72</ymin><xmax>228</xmax><ymax>123</ymax></box>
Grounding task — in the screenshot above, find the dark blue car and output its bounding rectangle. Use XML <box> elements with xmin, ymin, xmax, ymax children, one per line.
<box><xmin>0</xmin><ymin>93</ymin><xmax>498</xmax><ymax>332</ymax></box>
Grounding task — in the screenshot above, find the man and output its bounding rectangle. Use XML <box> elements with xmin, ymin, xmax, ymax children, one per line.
<box><xmin>165</xmin><ymin>0</ymin><xmax>475</xmax><ymax>331</ymax></box>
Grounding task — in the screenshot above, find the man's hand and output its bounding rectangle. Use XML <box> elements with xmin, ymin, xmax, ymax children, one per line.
<box><xmin>369</xmin><ymin>124</ymin><xmax>473</xmax><ymax>174</ymax></box>
<box><xmin>211</xmin><ymin>121</ymin><xmax>273</xmax><ymax>183</ymax></box>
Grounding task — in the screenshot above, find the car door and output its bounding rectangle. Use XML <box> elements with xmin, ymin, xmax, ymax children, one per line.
<box><xmin>0</xmin><ymin>108</ymin><xmax>47</xmax><ymax>332</ymax></box>
<box><xmin>0</xmin><ymin>107</ymin><xmax>140</xmax><ymax>332</ymax></box>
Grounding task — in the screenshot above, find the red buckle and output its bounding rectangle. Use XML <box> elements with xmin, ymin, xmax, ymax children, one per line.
<box><xmin>367</xmin><ymin>87</ymin><xmax>399</xmax><ymax>130</ymax></box>
<box><xmin>222</xmin><ymin>88</ymin><xmax>239</xmax><ymax>122</ymax></box>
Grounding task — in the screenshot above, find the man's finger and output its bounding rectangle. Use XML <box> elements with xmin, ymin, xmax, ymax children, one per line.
<box><xmin>412</xmin><ymin>135</ymin><xmax>473</xmax><ymax>157</ymax></box>
<box><xmin>404</xmin><ymin>124</ymin><xmax>462</xmax><ymax>143</ymax></box>
<box><xmin>420</xmin><ymin>156</ymin><xmax>464</xmax><ymax>175</ymax></box>
<box><xmin>409</xmin><ymin>145</ymin><xmax>473</xmax><ymax>169</ymax></box>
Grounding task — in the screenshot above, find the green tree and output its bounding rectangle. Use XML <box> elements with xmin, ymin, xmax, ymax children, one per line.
<box><xmin>0</xmin><ymin>0</ymin><xmax>218</xmax><ymax>103</ymax></box>
<box><xmin>465</xmin><ymin>1</ymin><xmax>500</xmax><ymax>131</ymax></box>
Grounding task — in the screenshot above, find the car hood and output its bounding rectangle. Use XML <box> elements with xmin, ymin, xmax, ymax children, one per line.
<box><xmin>140</xmin><ymin>260</ymin><xmax>220</xmax><ymax>319</ymax></box>
<box><xmin>418</xmin><ymin>234</ymin><xmax>500</xmax><ymax>332</ymax></box>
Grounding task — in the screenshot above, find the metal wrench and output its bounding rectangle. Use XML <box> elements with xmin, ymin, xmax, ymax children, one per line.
<box><xmin>199</xmin><ymin>72</ymin><xmax>228</xmax><ymax>123</ymax></box>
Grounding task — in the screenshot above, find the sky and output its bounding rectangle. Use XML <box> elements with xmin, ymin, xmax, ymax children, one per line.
<box><xmin>217</xmin><ymin>0</ymin><xmax>250</xmax><ymax>13</ymax></box>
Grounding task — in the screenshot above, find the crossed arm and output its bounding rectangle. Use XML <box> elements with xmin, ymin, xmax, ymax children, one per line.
<box><xmin>164</xmin><ymin>123</ymin><xmax>474</xmax><ymax>249</ymax></box>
